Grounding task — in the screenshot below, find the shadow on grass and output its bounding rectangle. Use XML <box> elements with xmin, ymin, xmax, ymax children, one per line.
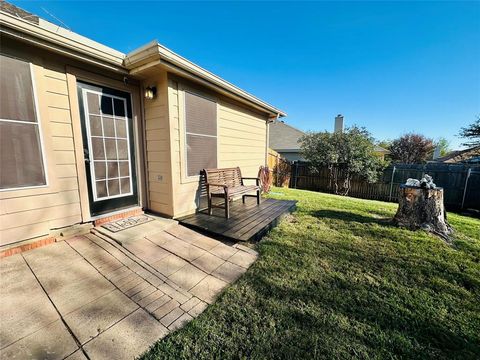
<box><xmin>309</xmin><ymin>209</ymin><xmax>393</xmax><ymax>226</ymax></box>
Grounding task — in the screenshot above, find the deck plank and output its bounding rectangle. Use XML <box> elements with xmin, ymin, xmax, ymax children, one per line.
<box><xmin>178</xmin><ymin>198</ymin><xmax>296</xmax><ymax>242</ymax></box>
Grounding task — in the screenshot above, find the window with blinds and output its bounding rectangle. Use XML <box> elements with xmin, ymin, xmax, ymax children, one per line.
<box><xmin>0</xmin><ymin>54</ymin><xmax>47</xmax><ymax>190</ymax></box>
<box><xmin>184</xmin><ymin>91</ymin><xmax>217</xmax><ymax>177</ymax></box>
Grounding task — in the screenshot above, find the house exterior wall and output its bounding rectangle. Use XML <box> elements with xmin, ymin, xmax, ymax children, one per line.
<box><xmin>167</xmin><ymin>77</ymin><xmax>269</xmax><ymax>218</ymax></box>
<box><xmin>0</xmin><ymin>38</ymin><xmax>144</xmax><ymax>248</ymax></box>
<box><xmin>143</xmin><ymin>71</ymin><xmax>175</xmax><ymax>216</ymax></box>
<box><xmin>0</xmin><ymin>42</ymin><xmax>82</xmax><ymax>247</ymax></box>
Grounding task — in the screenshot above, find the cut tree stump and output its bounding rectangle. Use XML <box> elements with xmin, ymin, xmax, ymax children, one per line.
<box><xmin>393</xmin><ymin>185</ymin><xmax>453</xmax><ymax>242</ymax></box>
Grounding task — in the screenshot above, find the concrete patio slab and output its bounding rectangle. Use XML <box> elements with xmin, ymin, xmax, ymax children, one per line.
<box><xmin>192</xmin><ymin>252</ymin><xmax>225</xmax><ymax>273</ymax></box>
<box><xmin>190</xmin><ymin>275</ymin><xmax>228</xmax><ymax>304</ymax></box>
<box><xmin>0</xmin><ymin>222</ymin><xmax>258</xmax><ymax>359</ymax></box>
<box><xmin>65</xmin><ymin>350</ymin><xmax>88</xmax><ymax>360</ymax></box>
<box><xmin>212</xmin><ymin>261</ymin><xmax>247</xmax><ymax>283</ymax></box>
<box><xmin>0</xmin><ymin>256</ymin><xmax>59</xmax><ymax>349</ymax></box>
<box><xmin>63</xmin><ymin>289</ymin><xmax>138</xmax><ymax>344</ymax></box>
<box><xmin>83</xmin><ymin>308</ymin><xmax>168</xmax><ymax>360</ymax></box>
<box><xmin>151</xmin><ymin>253</ymin><xmax>188</xmax><ymax>277</ymax></box>
<box><xmin>1</xmin><ymin>320</ymin><xmax>78</xmax><ymax>360</ymax></box>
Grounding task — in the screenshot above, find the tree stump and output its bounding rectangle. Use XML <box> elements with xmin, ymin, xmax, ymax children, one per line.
<box><xmin>393</xmin><ymin>185</ymin><xmax>453</xmax><ymax>242</ymax></box>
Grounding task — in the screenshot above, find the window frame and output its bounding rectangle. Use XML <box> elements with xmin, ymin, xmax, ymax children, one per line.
<box><xmin>181</xmin><ymin>87</ymin><xmax>219</xmax><ymax>182</ymax></box>
<box><xmin>0</xmin><ymin>58</ymin><xmax>49</xmax><ymax>192</ymax></box>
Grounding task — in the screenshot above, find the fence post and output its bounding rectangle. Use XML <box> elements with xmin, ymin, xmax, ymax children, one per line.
<box><xmin>461</xmin><ymin>168</ymin><xmax>472</xmax><ymax>209</ymax></box>
<box><xmin>388</xmin><ymin>166</ymin><xmax>396</xmax><ymax>202</ymax></box>
<box><xmin>293</xmin><ymin>162</ymin><xmax>298</xmax><ymax>189</ymax></box>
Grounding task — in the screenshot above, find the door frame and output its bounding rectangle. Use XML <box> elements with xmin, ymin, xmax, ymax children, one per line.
<box><xmin>66</xmin><ymin>66</ymin><xmax>146</xmax><ymax>222</ymax></box>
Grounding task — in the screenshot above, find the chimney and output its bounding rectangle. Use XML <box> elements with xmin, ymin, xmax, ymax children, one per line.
<box><xmin>433</xmin><ymin>146</ymin><xmax>441</xmax><ymax>160</ymax></box>
<box><xmin>334</xmin><ymin>114</ymin><xmax>344</xmax><ymax>133</ymax></box>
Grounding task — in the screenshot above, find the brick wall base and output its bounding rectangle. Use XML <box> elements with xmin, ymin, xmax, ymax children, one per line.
<box><xmin>94</xmin><ymin>208</ymin><xmax>144</xmax><ymax>226</ymax></box>
<box><xmin>0</xmin><ymin>237</ymin><xmax>55</xmax><ymax>258</ymax></box>
<box><xmin>1</xmin><ymin>207</ymin><xmax>144</xmax><ymax>258</ymax></box>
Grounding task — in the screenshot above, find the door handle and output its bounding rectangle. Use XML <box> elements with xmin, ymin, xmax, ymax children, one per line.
<box><xmin>84</xmin><ymin>149</ymin><xmax>91</xmax><ymax>164</ymax></box>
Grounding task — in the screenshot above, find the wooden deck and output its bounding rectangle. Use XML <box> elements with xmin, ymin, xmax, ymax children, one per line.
<box><xmin>178</xmin><ymin>198</ymin><xmax>297</xmax><ymax>242</ymax></box>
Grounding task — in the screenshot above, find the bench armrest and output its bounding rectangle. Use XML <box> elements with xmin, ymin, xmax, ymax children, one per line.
<box><xmin>242</xmin><ymin>177</ymin><xmax>260</xmax><ymax>186</ymax></box>
<box><xmin>205</xmin><ymin>182</ymin><xmax>229</xmax><ymax>193</ymax></box>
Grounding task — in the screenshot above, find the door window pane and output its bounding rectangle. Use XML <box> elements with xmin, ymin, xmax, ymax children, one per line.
<box><xmin>96</xmin><ymin>180</ymin><xmax>107</xmax><ymax>198</ymax></box>
<box><xmin>120</xmin><ymin>178</ymin><xmax>131</xmax><ymax>194</ymax></box>
<box><xmin>107</xmin><ymin>179</ymin><xmax>120</xmax><ymax>196</ymax></box>
<box><xmin>107</xmin><ymin>162</ymin><xmax>119</xmax><ymax>178</ymax></box>
<box><xmin>90</xmin><ymin>115</ymin><xmax>103</xmax><ymax>136</ymax></box>
<box><xmin>113</xmin><ymin>98</ymin><xmax>125</xmax><ymax>117</ymax></box>
<box><xmin>119</xmin><ymin>162</ymin><xmax>130</xmax><ymax>177</ymax></box>
<box><xmin>94</xmin><ymin>162</ymin><xmax>106</xmax><ymax>180</ymax></box>
<box><xmin>92</xmin><ymin>138</ymin><xmax>105</xmax><ymax>160</ymax></box>
<box><xmin>117</xmin><ymin>139</ymin><xmax>128</xmax><ymax>160</ymax></box>
<box><xmin>87</xmin><ymin>92</ymin><xmax>100</xmax><ymax>114</ymax></box>
<box><xmin>103</xmin><ymin>117</ymin><xmax>115</xmax><ymax>137</ymax></box>
<box><xmin>115</xmin><ymin>119</ymin><xmax>127</xmax><ymax>138</ymax></box>
<box><xmin>100</xmin><ymin>96</ymin><xmax>113</xmax><ymax>116</ymax></box>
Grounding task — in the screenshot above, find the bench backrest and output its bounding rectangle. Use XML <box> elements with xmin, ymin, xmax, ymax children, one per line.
<box><xmin>203</xmin><ymin>167</ymin><xmax>243</xmax><ymax>189</ymax></box>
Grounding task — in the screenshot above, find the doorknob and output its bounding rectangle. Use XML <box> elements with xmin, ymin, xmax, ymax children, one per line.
<box><xmin>84</xmin><ymin>149</ymin><xmax>91</xmax><ymax>164</ymax></box>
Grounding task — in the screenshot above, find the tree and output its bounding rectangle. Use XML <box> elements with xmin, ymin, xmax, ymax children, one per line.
<box><xmin>377</xmin><ymin>140</ymin><xmax>392</xmax><ymax>149</ymax></box>
<box><xmin>389</xmin><ymin>133</ymin><xmax>434</xmax><ymax>164</ymax></box>
<box><xmin>459</xmin><ymin>116</ymin><xmax>480</xmax><ymax>147</ymax></box>
<box><xmin>300</xmin><ymin>126</ymin><xmax>385</xmax><ymax>195</ymax></box>
<box><xmin>433</xmin><ymin>137</ymin><xmax>451</xmax><ymax>157</ymax></box>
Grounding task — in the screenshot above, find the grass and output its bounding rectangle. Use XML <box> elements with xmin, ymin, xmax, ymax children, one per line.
<box><xmin>142</xmin><ymin>188</ymin><xmax>480</xmax><ymax>359</ymax></box>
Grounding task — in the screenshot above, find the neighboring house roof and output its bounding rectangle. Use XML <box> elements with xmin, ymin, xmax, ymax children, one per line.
<box><xmin>435</xmin><ymin>146</ymin><xmax>480</xmax><ymax>163</ymax></box>
<box><xmin>269</xmin><ymin>121</ymin><xmax>306</xmax><ymax>152</ymax></box>
<box><xmin>374</xmin><ymin>145</ymin><xmax>390</xmax><ymax>154</ymax></box>
<box><xmin>0</xmin><ymin>1</ymin><xmax>286</xmax><ymax>119</ymax></box>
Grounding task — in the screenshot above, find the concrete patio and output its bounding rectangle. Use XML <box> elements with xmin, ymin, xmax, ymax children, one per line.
<box><xmin>0</xmin><ymin>221</ymin><xmax>258</xmax><ymax>359</ymax></box>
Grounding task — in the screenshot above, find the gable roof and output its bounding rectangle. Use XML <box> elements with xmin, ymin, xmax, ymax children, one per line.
<box><xmin>435</xmin><ymin>146</ymin><xmax>480</xmax><ymax>163</ymax></box>
<box><xmin>374</xmin><ymin>145</ymin><xmax>390</xmax><ymax>154</ymax></box>
<box><xmin>0</xmin><ymin>1</ymin><xmax>286</xmax><ymax>118</ymax></box>
<box><xmin>269</xmin><ymin>121</ymin><xmax>305</xmax><ymax>152</ymax></box>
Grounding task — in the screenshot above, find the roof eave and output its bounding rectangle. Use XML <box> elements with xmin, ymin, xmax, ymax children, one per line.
<box><xmin>125</xmin><ymin>42</ymin><xmax>287</xmax><ymax>118</ymax></box>
<box><xmin>0</xmin><ymin>11</ymin><xmax>127</xmax><ymax>73</ymax></box>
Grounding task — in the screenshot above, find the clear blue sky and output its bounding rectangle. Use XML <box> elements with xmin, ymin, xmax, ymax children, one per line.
<box><xmin>12</xmin><ymin>1</ymin><xmax>480</xmax><ymax>149</ymax></box>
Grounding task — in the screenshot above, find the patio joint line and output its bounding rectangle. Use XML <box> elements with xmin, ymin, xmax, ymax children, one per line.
<box><xmin>20</xmin><ymin>253</ymin><xmax>92</xmax><ymax>360</ymax></box>
<box><xmin>64</xmin><ymin>239</ymin><xmax>161</xmax><ymax>314</ymax></box>
<box><xmin>89</xmin><ymin>231</ymin><xmax>192</xmax><ymax>297</ymax></box>
<box><xmin>142</xmin><ymin>236</ymin><xmax>222</xmax><ymax>278</ymax></box>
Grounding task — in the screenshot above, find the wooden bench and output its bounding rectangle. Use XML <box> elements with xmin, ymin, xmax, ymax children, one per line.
<box><xmin>203</xmin><ymin>167</ymin><xmax>261</xmax><ymax>218</ymax></box>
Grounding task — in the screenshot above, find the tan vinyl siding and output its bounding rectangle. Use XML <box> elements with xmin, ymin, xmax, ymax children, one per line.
<box><xmin>143</xmin><ymin>71</ymin><xmax>174</xmax><ymax>216</ymax></box>
<box><xmin>168</xmin><ymin>78</ymin><xmax>268</xmax><ymax>217</ymax></box>
<box><xmin>0</xmin><ymin>64</ymin><xmax>82</xmax><ymax>246</ymax></box>
<box><xmin>218</xmin><ymin>100</ymin><xmax>267</xmax><ymax>177</ymax></box>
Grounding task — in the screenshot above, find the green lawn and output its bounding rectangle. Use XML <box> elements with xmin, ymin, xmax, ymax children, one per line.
<box><xmin>142</xmin><ymin>188</ymin><xmax>480</xmax><ymax>359</ymax></box>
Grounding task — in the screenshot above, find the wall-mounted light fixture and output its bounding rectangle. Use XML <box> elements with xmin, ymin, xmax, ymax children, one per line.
<box><xmin>144</xmin><ymin>86</ymin><xmax>157</xmax><ymax>100</ymax></box>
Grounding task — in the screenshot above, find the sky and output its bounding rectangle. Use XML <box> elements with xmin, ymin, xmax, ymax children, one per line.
<box><xmin>11</xmin><ymin>1</ymin><xmax>480</xmax><ymax>149</ymax></box>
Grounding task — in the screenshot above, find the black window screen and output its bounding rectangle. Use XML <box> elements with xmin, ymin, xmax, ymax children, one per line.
<box><xmin>184</xmin><ymin>91</ymin><xmax>217</xmax><ymax>177</ymax></box>
<box><xmin>0</xmin><ymin>55</ymin><xmax>46</xmax><ymax>189</ymax></box>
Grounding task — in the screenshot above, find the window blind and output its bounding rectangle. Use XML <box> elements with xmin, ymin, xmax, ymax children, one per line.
<box><xmin>184</xmin><ymin>91</ymin><xmax>217</xmax><ymax>177</ymax></box>
<box><xmin>0</xmin><ymin>55</ymin><xmax>46</xmax><ymax>190</ymax></box>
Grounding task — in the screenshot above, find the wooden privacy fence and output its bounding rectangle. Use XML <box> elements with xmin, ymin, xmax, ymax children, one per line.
<box><xmin>267</xmin><ymin>149</ymin><xmax>291</xmax><ymax>187</ymax></box>
<box><xmin>290</xmin><ymin>162</ymin><xmax>480</xmax><ymax>211</ymax></box>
